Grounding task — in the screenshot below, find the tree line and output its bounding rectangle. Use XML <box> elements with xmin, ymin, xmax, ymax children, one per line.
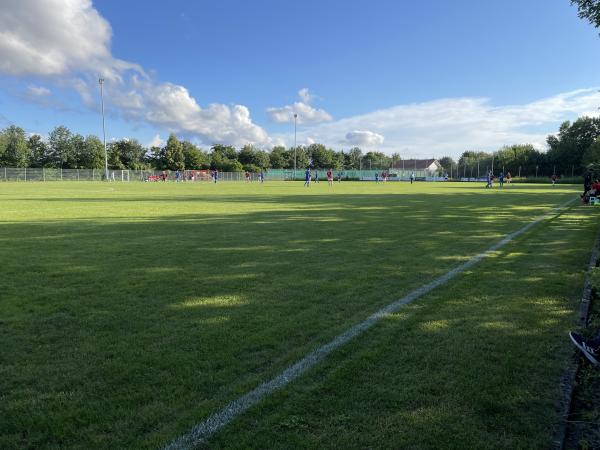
<box><xmin>1</xmin><ymin>117</ymin><xmax>600</xmax><ymax>176</ymax></box>
<box><xmin>0</xmin><ymin>125</ymin><xmax>399</xmax><ymax>172</ymax></box>
<box><xmin>438</xmin><ymin>117</ymin><xmax>600</xmax><ymax>178</ymax></box>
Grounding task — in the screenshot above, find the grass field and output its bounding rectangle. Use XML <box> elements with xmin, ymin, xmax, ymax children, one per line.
<box><xmin>0</xmin><ymin>181</ymin><xmax>598</xmax><ymax>449</ymax></box>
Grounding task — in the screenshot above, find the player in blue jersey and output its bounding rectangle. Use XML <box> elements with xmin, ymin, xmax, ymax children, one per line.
<box><xmin>304</xmin><ymin>168</ymin><xmax>311</xmax><ymax>187</ymax></box>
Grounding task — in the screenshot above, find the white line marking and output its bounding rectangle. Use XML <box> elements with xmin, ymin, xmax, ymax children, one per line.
<box><xmin>164</xmin><ymin>198</ymin><xmax>577</xmax><ymax>450</ymax></box>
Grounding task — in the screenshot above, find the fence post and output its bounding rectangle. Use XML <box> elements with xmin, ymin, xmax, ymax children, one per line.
<box><xmin>24</xmin><ymin>167</ymin><xmax>27</xmax><ymax>181</ymax></box>
<box><xmin>77</xmin><ymin>168</ymin><xmax>80</xmax><ymax>181</ymax></box>
<box><xmin>43</xmin><ymin>167</ymin><xmax>45</xmax><ymax>182</ymax></box>
<box><xmin>60</xmin><ymin>168</ymin><xmax>63</xmax><ymax>181</ymax></box>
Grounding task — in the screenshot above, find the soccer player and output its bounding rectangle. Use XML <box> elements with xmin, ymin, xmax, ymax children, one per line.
<box><xmin>213</xmin><ymin>169</ymin><xmax>219</xmax><ymax>183</ymax></box>
<box><xmin>314</xmin><ymin>171</ymin><xmax>319</xmax><ymax>183</ymax></box>
<box><xmin>410</xmin><ymin>172</ymin><xmax>415</xmax><ymax>184</ymax></box>
<box><xmin>327</xmin><ymin>169</ymin><xmax>333</xmax><ymax>186</ymax></box>
<box><xmin>584</xmin><ymin>168</ymin><xmax>593</xmax><ymax>196</ymax></box>
<box><xmin>498</xmin><ymin>172</ymin><xmax>504</xmax><ymax>188</ymax></box>
<box><xmin>506</xmin><ymin>171</ymin><xmax>512</xmax><ymax>185</ymax></box>
<box><xmin>375</xmin><ymin>172</ymin><xmax>379</xmax><ymax>183</ymax></box>
<box><xmin>304</xmin><ymin>168</ymin><xmax>311</xmax><ymax>187</ymax></box>
<box><xmin>551</xmin><ymin>174</ymin><xmax>557</xmax><ymax>186</ymax></box>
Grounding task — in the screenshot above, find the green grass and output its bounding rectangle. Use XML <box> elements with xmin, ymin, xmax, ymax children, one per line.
<box><xmin>565</xmin><ymin>267</ymin><xmax>600</xmax><ymax>449</ymax></box>
<box><xmin>0</xmin><ymin>181</ymin><xmax>596</xmax><ymax>449</ymax></box>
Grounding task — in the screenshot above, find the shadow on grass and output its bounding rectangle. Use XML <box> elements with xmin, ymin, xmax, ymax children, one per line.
<box><xmin>0</xmin><ymin>191</ymin><xmax>586</xmax><ymax>449</ymax></box>
<box><xmin>203</xmin><ymin>207</ymin><xmax>598</xmax><ymax>450</ymax></box>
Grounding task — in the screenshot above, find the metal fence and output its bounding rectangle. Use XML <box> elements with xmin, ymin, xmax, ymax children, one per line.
<box><xmin>265</xmin><ymin>169</ymin><xmax>440</xmax><ymax>180</ymax></box>
<box><xmin>0</xmin><ymin>167</ymin><xmax>445</xmax><ymax>182</ymax></box>
<box><xmin>0</xmin><ymin>168</ymin><xmax>132</xmax><ymax>182</ymax></box>
<box><xmin>0</xmin><ymin>168</ymin><xmax>249</xmax><ymax>182</ymax></box>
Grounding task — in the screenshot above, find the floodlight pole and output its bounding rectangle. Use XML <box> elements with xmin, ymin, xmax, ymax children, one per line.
<box><xmin>293</xmin><ymin>113</ymin><xmax>298</xmax><ymax>179</ymax></box>
<box><xmin>99</xmin><ymin>78</ymin><xmax>109</xmax><ymax>181</ymax></box>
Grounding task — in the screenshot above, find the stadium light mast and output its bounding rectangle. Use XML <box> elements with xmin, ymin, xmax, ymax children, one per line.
<box><xmin>99</xmin><ymin>78</ymin><xmax>109</xmax><ymax>181</ymax></box>
<box><xmin>293</xmin><ymin>113</ymin><xmax>298</xmax><ymax>179</ymax></box>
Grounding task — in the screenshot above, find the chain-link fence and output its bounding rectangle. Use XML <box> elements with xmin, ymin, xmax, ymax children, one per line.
<box><xmin>0</xmin><ymin>168</ymin><xmax>133</xmax><ymax>182</ymax></box>
<box><xmin>0</xmin><ymin>168</ymin><xmax>106</xmax><ymax>181</ymax></box>
<box><xmin>0</xmin><ymin>167</ymin><xmax>448</xmax><ymax>182</ymax></box>
<box><xmin>264</xmin><ymin>169</ymin><xmax>442</xmax><ymax>181</ymax></box>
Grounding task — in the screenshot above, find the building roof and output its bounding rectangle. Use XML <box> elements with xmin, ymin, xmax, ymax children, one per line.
<box><xmin>391</xmin><ymin>159</ymin><xmax>441</xmax><ymax>170</ymax></box>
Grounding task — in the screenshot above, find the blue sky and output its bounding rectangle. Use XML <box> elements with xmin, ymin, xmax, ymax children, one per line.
<box><xmin>1</xmin><ymin>0</ymin><xmax>600</xmax><ymax>158</ymax></box>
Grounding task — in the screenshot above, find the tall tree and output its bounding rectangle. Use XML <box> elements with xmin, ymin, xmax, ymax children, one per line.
<box><xmin>147</xmin><ymin>146</ymin><xmax>166</xmax><ymax>170</ymax></box>
<box><xmin>495</xmin><ymin>144</ymin><xmax>544</xmax><ymax>176</ymax></box>
<box><xmin>120</xmin><ymin>139</ymin><xmax>146</xmax><ymax>169</ymax></box>
<box><xmin>346</xmin><ymin>147</ymin><xmax>363</xmax><ymax>169</ymax></box>
<box><xmin>28</xmin><ymin>134</ymin><xmax>48</xmax><ymax>168</ymax></box>
<box><xmin>438</xmin><ymin>156</ymin><xmax>456</xmax><ymax>173</ymax></box>
<box><xmin>211</xmin><ymin>144</ymin><xmax>237</xmax><ymax>160</ymax></box>
<box><xmin>306</xmin><ymin>143</ymin><xmax>335</xmax><ymax>168</ymax></box>
<box><xmin>292</xmin><ymin>146</ymin><xmax>310</xmax><ymax>169</ymax></box>
<box><xmin>210</xmin><ymin>144</ymin><xmax>238</xmax><ymax>171</ymax></box>
<box><xmin>546</xmin><ymin>117</ymin><xmax>600</xmax><ymax>175</ymax></box>
<box><xmin>363</xmin><ymin>151</ymin><xmax>390</xmax><ymax>169</ymax></box>
<box><xmin>238</xmin><ymin>144</ymin><xmax>258</xmax><ymax>166</ymax></box>
<box><xmin>0</xmin><ymin>126</ymin><xmax>29</xmax><ymax>167</ymax></box>
<box><xmin>164</xmin><ymin>133</ymin><xmax>185</xmax><ymax>170</ymax></box>
<box><xmin>70</xmin><ymin>133</ymin><xmax>87</xmax><ymax>169</ymax></box>
<box><xmin>269</xmin><ymin>145</ymin><xmax>288</xmax><ymax>168</ymax></box>
<box><xmin>47</xmin><ymin>126</ymin><xmax>75</xmax><ymax>168</ymax></box>
<box><xmin>80</xmin><ymin>136</ymin><xmax>106</xmax><ymax>169</ymax></box>
<box><xmin>571</xmin><ymin>0</ymin><xmax>600</xmax><ymax>29</ymax></box>
<box><xmin>182</xmin><ymin>141</ymin><xmax>209</xmax><ymax>169</ymax></box>
<box><xmin>107</xmin><ymin>142</ymin><xmax>125</xmax><ymax>169</ymax></box>
<box><xmin>582</xmin><ymin>137</ymin><xmax>600</xmax><ymax>170</ymax></box>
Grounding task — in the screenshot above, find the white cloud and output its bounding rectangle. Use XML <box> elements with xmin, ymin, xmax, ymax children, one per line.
<box><xmin>25</xmin><ymin>85</ymin><xmax>51</xmax><ymax>97</ymax></box>
<box><xmin>267</xmin><ymin>88</ymin><xmax>332</xmax><ymax>124</ymax></box>
<box><xmin>345</xmin><ymin>130</ymin><xmax>384</xmax><ymax>147</ymax></box>
<box><xmin>0</xmin><ymin>0</ymin><xmax>139</xmax><ymax>79</ymax></box>
<box><xmin>298</xmin><ymin>88</ymin><xmax>313</xmax><ymax>103</ymax></box>
<box><xmin>111</xmin><ymin>79</ymin><xmax>269</xmax><ymax>146</ymax></box>
<box><xmin>2</xmin><ymin>1</ymin><xmax>599</xmax><ymax>156</ymax></box>
<box><xmin>146</xmin><ymin>134</ymin><xmax>164</xmax><ymax>148</ymax></box>
<box><xmin>20</xmin><ymin>84</ymin><xmax>72</xmax><ymax>110</ymax></box>
<box><xmin>0</xmin><ymin>0</ymin><xmax>269</xmax><ymax>146</ymax></box>
<box><xmin>291</xmin><ymin>88</ymin><xmax>600</xmax><ymax>158</ymax></box>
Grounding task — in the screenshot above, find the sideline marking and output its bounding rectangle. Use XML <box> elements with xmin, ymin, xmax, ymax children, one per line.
<box><xmin>165</xmin><ymin>198</ymin><xmax>577</xmax><ymax>450</ymax></box>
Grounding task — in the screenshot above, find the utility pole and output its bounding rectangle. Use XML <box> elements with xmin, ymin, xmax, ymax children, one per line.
<box><xmin>99</xmin><ymin>78</ymin><xmax>109</xmax><ymax>181</ymax></box>
<box><xmin>293</xmin><ymin>113</ymin><xmax>297</xmax><ymax>179</ymax></box>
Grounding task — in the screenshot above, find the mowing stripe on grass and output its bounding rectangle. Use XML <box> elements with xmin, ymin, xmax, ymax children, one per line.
<box><xmin>164</xmin><ymin>198</ymin><xmax>577</xmax><ymax>450</ymax></box>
